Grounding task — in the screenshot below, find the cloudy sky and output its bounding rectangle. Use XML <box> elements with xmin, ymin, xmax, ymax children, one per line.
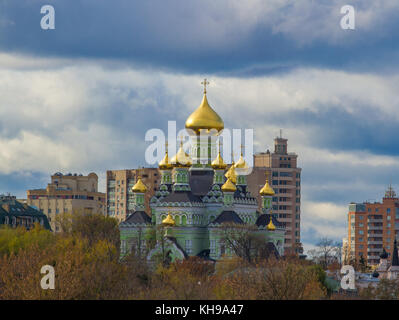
<box><xmin>1</xmin><ymin>0</ymin><xmax>399</xmax><ymax>253</ymax></box>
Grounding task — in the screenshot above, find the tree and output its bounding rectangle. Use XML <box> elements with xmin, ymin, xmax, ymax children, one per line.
<box><xmin>219</xmin><ymin>223</ymin><xmax>272</xmax><ymax>264</ymax></box>
<box><xmin>57</xmin><ymin>210</ymin><xmax>120</xmax><ymax>248</ymax></box>
<box><xmin>308</xmin><ymin>237</ymin><xmax>341</xmax><ymax>269</ymax></box>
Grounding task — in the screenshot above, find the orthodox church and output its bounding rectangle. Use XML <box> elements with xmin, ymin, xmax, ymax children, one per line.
<box><xmin>119</xmin><ymin>81</ymin><xmax>285</xmax><ymax>263</ymax></box>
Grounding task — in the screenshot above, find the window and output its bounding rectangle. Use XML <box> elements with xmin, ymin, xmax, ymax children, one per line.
<box><xmin>359</xmin><ymin>245</ymin><xmax>364</xmax><ymax>249</ymax></box>
<box><xmin>359</xmin><ymin>238</ymin><xmax>363</xmax><ymax>242</ymax></box>
<box><xmin>359</xmin><ymin>223</ymin><xmax>363</xmax><ymax>227</ymax></box>
<box><xmin>185</xmin><ymin>240</ymin><xmax>192</xmax><ymax>255</ymax></box>
<box><xmin>387</xmin><ymin>208</ymin><xmax>391</xmax><ymax>213</ymax></box>
<box><xmin>210</xmin><ymin>240</ymin><xmax>216</xmax><ymax>255</ymax></box>
<box><xmin>359</xmin><ymin>230</ymin><xmax>364</xmax><ymax>235</ymax></box>
<box><xmin>359</xmin><ymin>215</ymin><xmax>364</xmax><ymax>220</ymax></box>
<box><xmin>388</xmin><ymin>215</ymin><xmax>391</xmax><ymax>221</ymax></box>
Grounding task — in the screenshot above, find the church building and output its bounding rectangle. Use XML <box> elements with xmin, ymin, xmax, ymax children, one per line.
<box><xmin>119</xmin><ymin>81</ymin><xmax>285</xmax><ymax>263</ymax></box>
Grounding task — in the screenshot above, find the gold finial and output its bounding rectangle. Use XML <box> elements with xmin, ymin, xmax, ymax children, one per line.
<box><xmin>201</xmin><ymin>78</ymin><xmax>209</xmax><ymax>94</ymax></box>
<box><xmin>267</xmin><ymin>215</ymin><xmax>276</xmax><ymax>231</ymax></box>
<box><xmin>162</xmin><ymin>212</ymin><xmax>176</xmax><ymax>227</ymax></box>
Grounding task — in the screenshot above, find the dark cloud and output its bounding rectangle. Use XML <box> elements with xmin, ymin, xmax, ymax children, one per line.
<box><xmin>1</xmin><ymin>1</ymin><xmax>399</xmax><ymax>75</ymax></box>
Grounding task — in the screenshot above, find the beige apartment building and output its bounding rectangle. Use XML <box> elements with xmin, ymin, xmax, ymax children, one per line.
<box><xmin>27</xmin><ymin>172</ymin><xmax>105</xmax><ymax>232</ymax></box>
<box><xmin>106</xmin><ymin>168</ymin><xmax>160</xmax><ymax>222</ymax></box>
<box><xmin>347</xmin><ymin>185</ymin><xmax>399</xmax><ymax>266</ymax></box>
<box><xmin>247</xmin><ymin>136</ymin><xmax>302</xmax><ymax>254</ymax></box>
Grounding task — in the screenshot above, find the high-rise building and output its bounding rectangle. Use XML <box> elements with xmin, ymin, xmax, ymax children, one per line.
<box><xmin>347</xmin><ymin>185</ymin><xmax>399</xmax><ymax>266</ymax></box>
<box><xmin>247</xmin><ymin>135</ymin><xmax>302</xmax><ymax>253</ymax></box>
<box><xmin>106</xmin><ymin>168</ymin><xmax>160</xmax><ymax>222</ymax></box>
<box><xmin>27</xmin><ymin>172</ymin><xmax>105</xmax><ymax>232</ymax></box>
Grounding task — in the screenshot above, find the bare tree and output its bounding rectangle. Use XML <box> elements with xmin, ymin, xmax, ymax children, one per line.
<box><xmin>308</xmin><ymin>237</ymin><xmax>341</xmax><ymax>269</ymax></box>
<box><xmin>219</xmin><ymin>223</ymin><xmax>272</xmax><ymax>264</ymax></box>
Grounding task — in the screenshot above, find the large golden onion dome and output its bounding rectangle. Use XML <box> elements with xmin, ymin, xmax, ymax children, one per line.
<box><xmin>170</xmin><ymin>141</ymin><xmax>192</xmax><ymax>167</ymax></box>
<box><xmin>211</xmin><ymin>149</ymin><xmax>227</xmax><ymax>170</ymax></box>
<box><xmin>185</xmin><ymin>82</ymin><xmax>224</xmax><ymax>134</ymax></box>
<box><xmin>259</xmin><ymin>173</ymin><xmax>275</xmax><ymax>196</ymax></box>
<box><xmin>221</xmin><ymin>178</ymin><xmax>237</xmax><ymax>192</ymax></box>
<box><xmin>159</xmin><ymin>143</ymin><xmax>173</xmax><ymax>170</ymax></box>
<box><xmin>162</xmin><ymin>213</ymin><xmax>176</xmax><ymax>226</ymax></box>
<box><xmin>132</xmin><ymin>178</ymin><xmax>147</xmax><ymax>193</ymax></box>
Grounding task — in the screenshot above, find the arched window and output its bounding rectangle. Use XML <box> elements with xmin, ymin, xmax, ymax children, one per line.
<box><xmin>174</xmin><ymin>215</ymin><xmax>180</xmax><ymax>226</ymax></box>
<box><xmin>181</xmin><ymin>215</ymin><xmax>187</xmax><ymax>226</ymax></box>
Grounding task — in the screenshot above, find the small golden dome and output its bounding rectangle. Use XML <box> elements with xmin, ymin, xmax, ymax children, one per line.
<box><xmin>170</xmin><ymin>142</ymin><xmax>192</xmax><ymax>167</ymax></box>
<box><xmin>211</xmin><ymin>150</ymin><xmax>227</xmax><ymax>170</ymax></box>
<box><xmin>221</xmin><ymin>178</ymin><xmax>237</xmax><ymax>192</ymax></box>
<box><xmin>159</xmin><ymin>146</ymin><xmax>173</xmax><ymax>170</ymax></box>
<box><xmin>267</xmin><ymin>216</ymin><xmax>276</xmax><ymax>231</ymax></box>
<box><xmin>259</xmin><ymin>179</ymin><xmax>275</xmax><ymax>196</ymax></box>
<box><xmin>162</xmin><ymin>213</ymin><xmax>175</xmax><ymax>226</ymax></box>
<box><xmin>132</xmin><ymin>178</ymin><xmax>147</xmax><ymax>193</ymax></box>
<box><xmin>225</xmin><ymin>164</ymin><xmax>237</xmax><ymax>184</ymax></box>
<box><xmin>185</xmin><ymin>93</ymin><xmax>224</xmax><ymax>135</ymax></box>
<box><xmin>234</xmin><ymin>154</ymin><xmax>248</xmax><ymax>169</ymax></box>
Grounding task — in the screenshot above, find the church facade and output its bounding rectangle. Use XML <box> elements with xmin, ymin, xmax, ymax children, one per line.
<box><xmin>119</xmin><ymin>82</ymin><xmax>285</xmax><ymax>263</ymax></box>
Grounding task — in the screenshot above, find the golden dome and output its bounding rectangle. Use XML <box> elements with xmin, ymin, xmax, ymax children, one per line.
<box><xmin>225</xmin><ymin>164</ymin><xmax>237</xmax><ymax>184</ymax></box>
<box><xmin>185</xmin><ymin>93</ymin><xmax>224</xmax><ymax>135</ymax></box>
<box><xmin>267</xmin><ymin>216</ymin><xmax>276</xmax><ymax>231</ymax></box>
<box><xmin>259</xmin><ymin>179</ymin><xmax>275</xmax><ymax>196</ymax></box>
<box><xmin>234</xmin><ymin>154</ymin><xmax>248</xmax><ymax>169</ymax></box>
<box><xmin>132</xmin><ymin>178</ymin><xmax>147</xmax><ymax>193</ymax></box>
<box><xmin>159</xmin><ymin>144</ymin><xmax>173</xmax><ymax>170</ymax></box>
<box><xmin>170</xmin><ymin>142</ymin><xmax>192</xmax><ymax>167</ymax></box>
<box><xmin>162</xmin><ymin>213</ymin><xmax>175</xmax><ymax>226</ymax></box>
<box><xmin>211</xmin><ymin>150</ymin><xmax>227</xmax><ymax>170</ymax></box>
<box><xmin>221</xmin><ymin>178</ymin><xmax>237</xmax><ymax>192</ymax></box>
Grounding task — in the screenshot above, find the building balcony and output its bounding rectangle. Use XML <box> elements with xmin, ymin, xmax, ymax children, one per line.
<box><xmin>368</xmin><ymin>218</ymin><xmax>383</xmax><ymax>223</ymax></box>
<box><xmin>367</xmin><ymin>248</ymin><xmax>382</xmax><ymax>253</ymax></box>
<box><xmin>367</xmin><ymin>240</ymin><xmax>383</xmax><ymax>245</ymax></box>
<box><xmin>367</xmin><ymin>255</ymin><xmax>380</xmax><ymax>260</ymax></box>
<box><xmin>367</xmin><ymin>226</ymin><xmax>383</xmax><ymax>230</ymax></box>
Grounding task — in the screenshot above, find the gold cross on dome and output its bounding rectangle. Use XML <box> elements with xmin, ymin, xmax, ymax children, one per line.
<box><xmin>201</xmin><ymin>78</ymin><xmax>209</xmax><ymax>94</ymax></box>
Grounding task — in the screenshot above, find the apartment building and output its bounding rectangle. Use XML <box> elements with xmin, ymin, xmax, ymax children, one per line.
<box><xmin>347</xmin><ymin>185</ymin><xmax>399</xmax><ymax>266</ymax></box>
<box><xmin>27</xmin><ymin>172</ymin><xmax>105</xmax><ymax>231</ymax></box>
<box><xmin>247</xmin><ymin>135</ymin><xmax>302</xmax><ymax>254</ymax></box>
<box><xmin>106</xmin><ymin>168</ymin><xmax>160</xmax><ymax>222</ymax></box>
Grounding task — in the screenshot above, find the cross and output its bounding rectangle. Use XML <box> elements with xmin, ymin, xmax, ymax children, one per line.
<box><xmin>265</xmin><ymin>170</ymin><xmax>269</xmax><ymax>181</ymax></box>
<box><xmin>201</xmin><ymin>78</ymin><xmax>209</xmax><ymax>94</ymax></box>
<box><xmin>240</xmin><ymin>144</ymin><xmax>245</xmax><ymax>156</ymax></box>
<box><xmin>165</xmin><ymin>140</ymin><xmax>168</xmax><ymax>154</ymax></box>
